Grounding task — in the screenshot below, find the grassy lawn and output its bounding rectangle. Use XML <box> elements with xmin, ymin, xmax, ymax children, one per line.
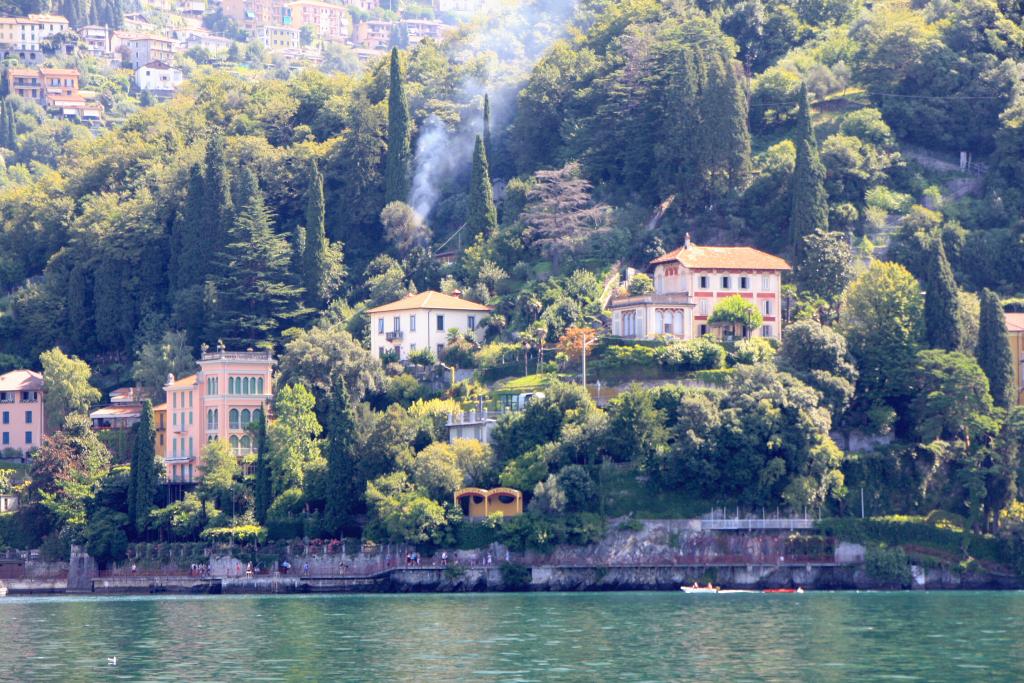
<box><xmin>495</xmin><ymin>373</ymin><xmax>561</xmax><ymax>394</ymax></box>
<box><xmin>598</xmin><ymin>463</ymin><xmax>715</xmax><ymax>519</ymax></box>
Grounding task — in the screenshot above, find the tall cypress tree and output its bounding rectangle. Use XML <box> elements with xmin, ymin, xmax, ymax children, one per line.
<box><xmin>202</xmin><ymin>133</ymin><xmax>233</xmax><ymax>263</ymax></box>
<box><xmin>482</xmin><ymin>93</ymin><xmax>491</xmax><ymax>159</ymax></box>
<box><xmin>324</xmin><ymin>377</ymin><xmax>356</xmax><ymax>535</ymax></box>
<box><xmin>466</xmin><ymin>135</ymin><xmax>497</xmax><ymax>238</ymax></box>
<box><xmin>976</xmin><ymin>288</ymin><xmax>1015</xmax><ymax>407</ymax></box>
<box><xmin>132</xmin><ymin>400</ymin><xmax>157</xmax><ymax>535</ymax></box>
<box><xmin>384</xmin><ymin>48</ymin><xmax>411</xmax><ymax>203</ymax></box>
<box><xmin>302</xmin><ymin>160</ymin><xmax>328</xmax><ymax>308</ymax></box>
<box><xmin>789</xmin><ymin>84</ymin><xmax>828</xmax><ymax>264</ymax></box>
<box><xmin>253</xmin><ymin>410</ymin><xmax>272</xmax><ymax>524</ymax></box>
<box><xmin>923</xmin><ymin>239</ymin><xmax>961</xmax><ymax>351</ymax></box>
<box><xmin>171</xmin><ymin>164</ymin><xmax>206</xmax><ymax>290</ymax></box>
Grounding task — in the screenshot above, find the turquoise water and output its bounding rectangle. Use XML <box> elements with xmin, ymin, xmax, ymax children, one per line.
<box><xmin>1</xmin><ymin>591</ymin><xmax>1022</xmax><ymax>681</ymax></box>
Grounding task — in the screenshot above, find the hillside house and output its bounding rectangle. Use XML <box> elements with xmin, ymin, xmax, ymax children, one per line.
<box><xmin>0</xmin><ymin>370</ymin><xmax>44</xmax><ymax>455</ymax></box>
<box><xmin>367</xmin><ymin>291</ymin><xmax>491</xmax><ymax>362</ymax></box>
<box><xmin>609</xmin><ymin>235</ymin><xmax>790</xmax><ymax>341</ymax></box>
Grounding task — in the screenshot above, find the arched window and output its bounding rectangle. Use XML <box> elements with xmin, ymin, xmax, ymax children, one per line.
<box><xmin>207</xmin><ymin>409</ymin><xmax>215</xmax><ymax>430</ymax></box>
<box><xmin>229</xmin><ymin>409</ymin><xmax>239</xmax><ymax>429</ymax></box>
<box><xmin>230</xmin><ymin>435</ymin><xmax>239</xmax><ymax>453</ymax></box>
<box><xmin>253</xmin><ymin>408</ymin><xmax>263</xmax><ymax>424</ymax></box>
<box><xmin>241</xmin><ymin>409</ymin><xmax>251</xmax><ymax>427</ymax></box>
<box><xmin>240</xmin><ymin>377</ymin><xmax>246</xmax><ymax>394</ymax></box>
<box><xmin>240</xmin><ymin>435</ymin><xmax>251</xmax><ymax>453</ymax></box>
<box><xmin>257</xmin><ymin>377</ymin><xmax>264</xmax><ymax>394</ymax></box>
<box><xmin>228</xmin><ymin>377</ymin><xmax>235</xmax><ymax>394</ymax></box>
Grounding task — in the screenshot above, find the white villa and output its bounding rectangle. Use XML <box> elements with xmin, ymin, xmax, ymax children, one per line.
<box><xmin>609</xmin><ymin>234</ymin><xmax>791</xmax><ymax>341</ymax></box>
<box><xmin>367</xmin><ymin>290</ymin><xmax>491</xmax><ymax>361</ymax></box>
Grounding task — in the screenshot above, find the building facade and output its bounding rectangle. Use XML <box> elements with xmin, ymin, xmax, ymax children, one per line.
<box><xmin>0</xmin><ymin>14</ymin><xmax>70</xmax><ymax>62</ymax></box>
<box><xmin>355</xmin><ymin>19</ymin><xmax>393</xmax><ymax>49</ymax></box>
<box><xmin>609</xmin><ymin>235</ymin><xmax>790</xmax><ymax>341</ymax></box>
<box><xmin>1008</xmin><ymin>312</ymin><xmax>1024</xmax><ymax>407</ymax></box>
<box><xmin>162</xmin><ymin>348</ymin><xmax>274</xmax><ymax>483</ymax></box>
<box><xmin>367</xmin><ymin>290</ymin><xmax>491</xmax><ymax>361</ymax></box>
<box><xmin>286</xmin><ymin>0</ymin><xmax>350</xmax><ymax>41</ymax></box>
<box><xmin>134</xmin><ymin>61</ymin><xmax>183</xmax><ymax>95</ymax></box>
<box><xmin>121</xmin><ymin>33</ymin><xmax>175</xmax><ymax>69</ymax></box>
<box><xmin>0</xmin><ymin>370</ymin><xmax>44</xmax><ymax>455</ymax></box>
<box><xmin>253</xmin><ymin>24</ymin><xmax>300</xmax><ymax>50</ymax></box>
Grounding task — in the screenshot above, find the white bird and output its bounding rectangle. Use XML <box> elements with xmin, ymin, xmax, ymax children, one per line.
<box><xmin>107</xmin><ymin>657</ymin><xmax>117</xmax><ymax>666</ymax></box>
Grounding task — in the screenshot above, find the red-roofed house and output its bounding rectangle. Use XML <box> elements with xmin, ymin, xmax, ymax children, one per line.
<box><xmin>0</xmin><ymin>370</ymin><xmax>44</xmax><ymax>455</ymax></box>
<box><xmin>609</xmin><ymin>234</ymin><xmax>791</xmax><ymax>341</ymax></box>
<box><xmin>367</xmin><ymin>290</ymin><xmax>491</xmax><ymax>361</ymax></box>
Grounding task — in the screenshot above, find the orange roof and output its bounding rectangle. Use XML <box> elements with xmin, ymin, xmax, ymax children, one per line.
<box><xmin>89</xmin><ymin>405</ymin><xmax>142</xmax><ymax>420</ymax></box>
<box><xmin>651</xmin><ymin>242</ymin><xmax>791</xmax><ymax>271</ymax></box>
<box><xmin>153</xmin><ymin>402</ymin><xmax>168</xmax><ymax>412</ymax></box>
<box><xmin>38</xmin><ymin>68</ymin><xmax>79</xmax><ymax>77</ymax></box>
<box><xmin>366</xmin><ymin>290</ymin><xmax>492</xmax><ymax>314</ymax></box>
<box><xmin>1006</xmin><ymin>312</ymin><xmax>1024</xmax><ymax>333</ymax></box>
<box><xmin>0</xmin><ymin>370</ymin><xmax>43</xmax><ymax>392</ymax></box>
<box><xmin>167</xmin><ymin>373</ymin><xmax>197</xmax><ymax>389</ymax></box>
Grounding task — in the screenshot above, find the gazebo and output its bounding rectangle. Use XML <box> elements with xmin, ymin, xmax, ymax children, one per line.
<box><xmin>454</xmin><ymin>487</ymin><xmax>523</xmax><ymax>518</ymax></box>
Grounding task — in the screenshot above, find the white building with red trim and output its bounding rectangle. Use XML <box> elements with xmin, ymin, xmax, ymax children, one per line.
<box><xmin>609</xmin><ymin>234</ymin><xmax>791</xmax><ymax>341</ymax></box>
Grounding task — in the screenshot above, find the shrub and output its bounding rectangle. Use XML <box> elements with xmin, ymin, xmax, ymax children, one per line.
<box><xmin>500</xmin><ymin>562</ymin><xmax>532</xmax><ymax>590</ymax></box>
<box><xmin>732</xmin><ymin>337</ymin><xmax>776</xmax><ymax>365</ymax></box>
<box><xmin>627</xmin><ymin>273</ymin><xmax>654</xmax><ymax>295</ymax></box>
<box><xmin>408</xmin><ymin>348</ymin><xmax>436</xmax><ymax>366</ymax></box>
<box><xmin>200</xmin><ymin>525</ymin><xmax>268</xmax><ymax>544</ymax></box>
<box><xmin>865</xmin><ymin>545</ymin><xmax>911</xmax><ymax>587</ymax></box>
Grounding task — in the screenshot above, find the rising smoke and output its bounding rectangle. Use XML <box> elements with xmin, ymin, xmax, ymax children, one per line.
<box><xmin>407</xmin><ymin>0</ymin><xmax>580</xmax><ymax>224</ymax></box>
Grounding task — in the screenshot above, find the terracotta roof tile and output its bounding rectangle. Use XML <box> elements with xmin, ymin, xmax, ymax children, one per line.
<box><xmin>651</xmin><ymin>243</ymin><xmax>791</xmax><ymax>271</ymax></box>
<box><xmin>0</xmin><ymin>370</ymin><xmax>43</xmax><ymax>392</ymax></box>
<box><xmin>167</xmin><ymin>373</ymin><xmax>197</xmax><ymax>388</ymax></box>
<box><xmin>366</xmin><ymin>290</ymin><xmax>492</xmax><ymax>314</ymax></box>
<box><xmin>1006</xmin><ymin>312</ymin><xmax>1024</xmax><ymax>333</ymax></box>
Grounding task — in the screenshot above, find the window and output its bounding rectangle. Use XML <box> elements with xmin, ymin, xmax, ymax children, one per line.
<box><xmin>240</xmin><ymin>435</ymin><xmax>251</xmax><ymax>453</ymax></box>
<box><xmin>468</xmin><ymin>316</ymin><xmax>476</xmax><ymax>330</ymax></box>
<box><xmin>1</xmin><ymin>433</ymin><xmax>7</xmax><ymax>445</ymax></box>
<box><xmin>229</xmin><ymin>409</ymin><xmax>239</xmax><ymax>429</ymax></box>
<box><xmin>25</xmin><ymin>431</ymin><xmax>31</xmax><ymax>444</ymax></box>
<box><xmin>207</xmin><ymin>409</ymin><xmax>216</xmax><ymax>430</ymax></box>
<box><xmin>761</xmin><ymin>275</ymin><xmax>771</xmax><ymax>291</ymax></box>
<box><xmin>410</xmin><ymin>314</ymin><xmax>417</xmax><ymax>332</ymax></box>
<box><xmin>378</xmin><ymin>318</ymin><xmax>384</xmax><ymax>334</ymax></box>
<box><xmin>437</xmin><ymin>343</ymin><xmax>444</xmax><ymax>357</ymax></box>
<box><xmin>740</xmin><ymin>276</ymin><xmax>749</xmax><ymax>289</ymax></box>
<box><xmin>721</xmin><ymin>276</ymin><xmax>731</xmax><ymax>289</ymax></box>
<box><xmin>436</xmin><ymin>315</ymin><xmax>445</xmax><ymax>331</ymax></box>
<box><xmin>1</xmin><ymin>412</ymin><xmax>7</xmax><ymax>425</ymax></box>
<box><xmin>189</xmin><ymin>392</ymin><xmax>193</xmax><ymax>407</ymax></box>
<box><xmin>258</xmin><ymin>377</ymin><xmax>264</xmax><ymax>394</ymax></box>
<box><xmin>699</xmin><ymin>300</ymin><xmax>709</xmax><ymax>315</ymax></box>
<box><xmin>25</xmin><ymin>411</ymin><xmax>31</xmax><ymax>424</ymax></box>
<box><xmin>699</xmin><ymin>324</ymin><xmax>708</xmax><ymax>336</ymax></box>
<box><xmin>762</xmin><ymin>325</ymin><xmax>773</xmax><ymax>337</ymax></box>
<box><xmin>393</xmin><ymin>316</ymin><xmax>400</xmax><ymax>332</ymax></box>
<box><xmin>698</xmin><ymin>275</ymin><xmax>709</xmax><ymax>289</ymax></box>
<box><xmin>241</xmin><ymin>409</ymin><xmax>251</xmax><ymax>427</ymax></box>
<box><xmin>173</xmin><ymin>393</ymin><xmax>177</xmax><ymax>408</ymax></box>
<box><xmin>243</xmin><ymin>377</ymin><xmax>250</xmax><ymax>395</ymax></box>
<box><xmin>410</xmin><ymin>343</ymin><xmax>416</xmax><ymax>352</ymax></box>
<box><xmin>763</xmin><ymin>300</ymin><xmax>773</xmax><ymax>315</ymax></box>
<box><xmin>230</xmin><ymin>435</ymin><xmax>239</xmax><ymax>452</ymax></box>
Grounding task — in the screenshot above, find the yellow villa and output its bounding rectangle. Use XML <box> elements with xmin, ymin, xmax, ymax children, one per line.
<box><xmin>455</xmin><ymin>487</ymin><xmax>523</xmax><ymax>518</ymax></box>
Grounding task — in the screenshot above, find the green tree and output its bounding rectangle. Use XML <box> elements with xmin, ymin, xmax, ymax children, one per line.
<box><xmin>40</xmin><ymin>347</ymin><xmax>102</xmax><ymax>430</ymax></box>
<box><xmin>267</xmin><ymin>384</ymin><xmax>323</xmax><ymax>496</ymax></box>
<box><xmin>910</xmin><ymin>350</ymin><xmax>993</xmax><ymax>443</ymax></box>
<box><xmin>385</xmin><ymin>48</ymin><xmax>412</xmax><ymax>203</ymax></box>
<box><xmin>482</xmin><ymin>92</ymin><xmax>492</xmax><ymax>159</ymax></box>
<box><xmin>797</xmin><ymin>229</ymin><xmax>853</xmax><ymax>304</ymax></box>
<box><xmin>131</xmin><ymin>330</ymin><xmax>196</xmax><ymax>402</ymax></box>
<box><xmin>197</xmin><ymin>439</ymin><xmax>239</xmax><ymax>513</ymax></box>
<box><xmin>213</xmin><ymin>169</ymin><xmax>305</xmax><ymax>345</ymax></box>
<box><xmin>128</xmin><ymin>400</ymin><xmax>157</xmax><ymax>535</ymax></box>
<box><xmin>202</xmin><ymin>133</ymin><xmax>233</xmax><ymax>262</ymax></box>
<box><xmin>708</xmin><ymin>294</ymin><xmax>764</xmax><ymax>336</ymax></box>
<box><xmin>789</xmin><ymin>84</ymin><xmax>828</xmax><ymax>262</ymax></box>
<box><xmin>603</xmin><ymin>386</ymin><xmax>667</xmax><ymax>465</ymax></box>
<box><xmin>323</xmin><ymin>377</ymin><xmax>356</xmax><ymax>534</ymax></box>
<box><xmin>923</xmin><ymin>239</ymin><xmax>962</xmax><ymax>351</ymax></box>
<box><xmin>411</xmin><ymin>441</ymin><xmax>463</xmax><ymax>502</ymax></box>
<box><xmin>277</xmin><ymin>318</ymin><xmax>384</xmax><ymax>401</ymax></box>
<box><xmin>839</xmin><ymin>261</ymin><xmax>924</xmax><ymax>430</ymax></box>
<box><xmin>778</xmin><ymin>319</ymin><xmax>858</xmax><ymax>417</ymax></box>
<box><xmin>976</xmin><ymin>289</ymin><xmax>1015</xmax><ymax>408</ymax></box>
<box><xmin>365</xmin><ymin>471</ymin><xmax>448</xmax><ymax>544</ymax></box>
<box><xmin>301</xmin><ymin>160</ymin><xmax>329</xmax><ymax>309</ymax></box>
<box><xmin>252</xmin><ymin>411</ymin><xmax>272</xmax><ymax>524</ymax></box>
<box><xmin>466</xmin><ymin>135</ymin><xmax>497</xmax><ymax>238</ymax></box>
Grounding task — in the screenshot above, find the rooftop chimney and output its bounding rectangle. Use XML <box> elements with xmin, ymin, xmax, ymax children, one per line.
<box><xmin>684</xmin><ymin>232</ymin><xmax>692</xmax><ymax>249</ymax></box>
<box><xmin>451</xmin><ymin>289</ymin><xmax>462</xmax><ymax>299</ymax></box>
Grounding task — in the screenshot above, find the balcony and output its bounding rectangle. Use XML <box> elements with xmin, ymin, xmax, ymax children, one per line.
<box><xmin>201</xmin><ymin>349</ymin><xmax>273</xmax><ymax>361</ymax></box>
<box><xmin>385</xmin><ymin>330</ymin><xmax>403</xmax><ymax>341</ymax></box>
<box><xmin>608</xmin><ymin>292</ymin><xmax>694</xmax><ymax>308</ymax></box>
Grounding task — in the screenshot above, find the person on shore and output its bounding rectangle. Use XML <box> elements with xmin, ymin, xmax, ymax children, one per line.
<box><xmin>486</xmin><ymin>553</ymin><xmax>492</xmax><ymax>566</ymax></box>
<box><xmin>302</xmin><ymin>562</ymin><xmax>310</xmax><ymax>576</ymax></box>
<box><xmin>246</xmin><ymin>562</ymin><xmax>253</xmax><ymax>578</ymax></box>
<box><xmin>131</xmin><ymin>563</ymin><xmax>137</xmax><ymax>576</ymax></box>
<box><xmin>441</xmin><ymin>551</ymin><xmax>448</xmax><ymax>566</ymax></box>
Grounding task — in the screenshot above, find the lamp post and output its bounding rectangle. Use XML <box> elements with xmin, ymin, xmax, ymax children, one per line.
<box><xmin>580</xmin><ymin>328</ymin><xmax>598</xmax><ymax>391</ymax></box>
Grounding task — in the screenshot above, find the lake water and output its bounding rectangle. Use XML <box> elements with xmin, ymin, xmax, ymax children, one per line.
<box><xmin>1</xmin><ymin>591</ymin><xmax>1022</xmax><ymax>681</ymax></box>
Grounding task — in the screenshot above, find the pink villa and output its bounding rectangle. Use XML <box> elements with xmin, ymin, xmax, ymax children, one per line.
<box><xmin>161</xmin><ymin>347</ymin><xmax>275</xmax><ymax>483</ymax></box>
<box><xmin>0</xmin><ymin>370</ymin><xmax>44</xmax><ymax>454</ymax></box>
<box><xmin>609</xmin><ymin>235</ymin><xmax>791</xmax><ymax>341</ymax></box>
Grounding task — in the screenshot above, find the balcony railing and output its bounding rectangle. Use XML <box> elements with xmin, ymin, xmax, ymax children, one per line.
<box><xmin>201</xmin><ymin>350</ymin><xmax>273</xmax><ymax>361</ymax></box>
<box><xmin>608</xmin><ymin>292</ymin><xmax>694</xmax><ymax>307</ymax></box>
<box><xmin>385</xmin><ymin>330</ymin><xmax>403</xmax><ymax>341</ymax></box>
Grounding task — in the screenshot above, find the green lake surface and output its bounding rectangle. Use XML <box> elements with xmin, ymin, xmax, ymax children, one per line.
<box><xmin>1</xmin><ymin>591</ymin><xmax>1023</xmax><ymax>681</ymax></box>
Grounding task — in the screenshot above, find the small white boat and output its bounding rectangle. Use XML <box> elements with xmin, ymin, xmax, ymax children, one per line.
<box><xmin>680</xmin><ymin>586</ymin><xmax>719</xmax><ymax>594</ymax></box>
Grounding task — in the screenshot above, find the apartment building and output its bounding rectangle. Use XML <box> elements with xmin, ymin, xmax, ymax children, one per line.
<box><xmin>0</xmin><ymin>370</ymin><xmax>44</xmax><ymax>455</ymax></box>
